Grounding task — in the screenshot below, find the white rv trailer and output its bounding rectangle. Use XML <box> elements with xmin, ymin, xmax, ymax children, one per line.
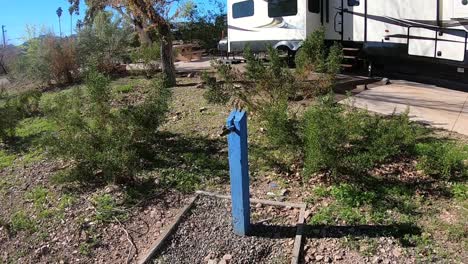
<box><xmin>227</xmin><ymin>0</ymin><xmax>468</xmax><ymax>78</ymax></box>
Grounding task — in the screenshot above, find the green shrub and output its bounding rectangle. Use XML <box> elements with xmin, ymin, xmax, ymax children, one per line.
<box><xmin>242</xmin><ymin>46</ymin><xmax>298</xmax><ymax>147</ymax></box>
<box><xmin>304</xmin><ymin>95</ymin><xmax>419</xmax><ymax>176</ymax></box>
<box><xmin>415</xmin><ymin>142</ymin><xmax>467</xmax><ymax>179</ymax></box>
<box><xmin>10</xmin><ymin>211</ymin><xmax>36</xmax><ymax>233</ymax></box>
<box><xmin>0</xmin><ymin>88</ymin><xmax>42</xmax><ymax>141</ymax></box>
<box><xmin>45</xmin><ymin>70</ymin><xmax>170</xmax><ymax>184</ymax></box>
<box><xmin>295</xmin><ymin>27</ymin><xmax>326</xmax><ymax>73</ymax></box>
<box><xmin>77</xmin><ymin>11</ymin><xmax>132</xmax><ymax>74</ymax></box>
<box><xmin>13</xmin><ymin>27</ymin><xmax>78</xmax><ymax>85</ymax></box>
<box><xmin>451</xmin><ymin>183</ymin><xmax>467</xmax><ymax>201</ymax></box>
<box><xmin>202</xmin><ymin>71</ymin><xmax>230</xmax><ymax>105</ymax></box>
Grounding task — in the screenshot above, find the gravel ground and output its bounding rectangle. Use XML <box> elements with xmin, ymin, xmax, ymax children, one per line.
<box><xmin>154</xmin><ymin>196</ymin><xmax>298</xmax><ymax>264</ymax></box>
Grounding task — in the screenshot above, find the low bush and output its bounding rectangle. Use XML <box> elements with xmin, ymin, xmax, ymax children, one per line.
<box><xmin>77</xmin><ymin>11</ymin><xmax>132</xmax><ymax>74</ymax></box>
<box><xmin>12</xmin><ymin>27</ymin><xmax>78</xmax><ymax>85</ymax></box>
<box><xmin>303</xmin><ymin>95</ymin><xmax>419</xmax><ymax>177</ymax></box>
<box><xmin>241</xmin><ymin>46</ymin><xmax>298</xmax><ymax>147</ymax></box>
<box><xmin>45</xmin><ymin>70</ymin><xmax>170</xmax><ymax>184</ymax></box>
<box><xmin>0</xmin><ymin>88</ymin><xmax>42</xmax><ymax>141</ymax></box>
<box><xmin>202</xmin><ymin>70</ymin><xmax>230</xmax><ymax>105</ymax></box>
<box><xmin>295</xmin><ymin>27</ymin><xmax>327</xmax><ymax>73</ymax></box>
<box><xmin>415</xmin><ymin>142</ymin><xmax>468</xmax><ymax>179</ymax></box>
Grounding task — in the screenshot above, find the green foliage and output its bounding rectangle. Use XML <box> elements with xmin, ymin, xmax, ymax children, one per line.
<box><xmin>242</xmin><ymin>46</ymin><xmax>298</xmax><ymax>147</ymax></box>
<box><xmin>13</xmin><ymin>26</ymin><xmax>78</xmax><ymax>85</ymax></box>
<box><xmin>176</xmin><ymin>2</ymin><xmax>227</xmax><ymax>50</ymax></box>
<box><xmin>130</xmin><ymin>42</ymin><xmax>161</xmax><ymax>74</ymax></box>
<box><xmin>92</xmin><ymin>194</ymin><xmax>127</xmax><ymax>223</ymax></box>
<box><xmin>295</xmin><ymin>28</ymin><xmax>343</xmax><ymax>95</ymax></box>
<box><xmin>415</xmin><ymin>142</ymin><xmax>468</xmax><ymax>179</ymax></box>
<box><xmin>303</xmin><ymin>95</ymin><xmax>419</xmax><ymax>176</ymax></box>
<box><xmin>0</xmin><ymin>89</ymin><xmax>43</xmax><ymax>142</ymax></box>
<box><xmin>25</xmin><ymin>186</ymin><xmax>49</xmax><ymax>209</ymax></box>
<box><xmin>10</xmin><ymin>211</ymin><xmax>36</xmax><ymax>233</ymax></box>
<box><xmin>77</xmin><ymin>11</ymin><xmax>132</xmax><ymax>74</ymax></box>
<box><xmin>0</xmin><ymin>150</ymin><xmax>15</xmax><ymax>169</ymax></box>
<box><xmin>202</xmin><ymin>71</ymin><xmax>230</xmax><ymax>105</ymax></box>
<box><xmin>45</xmin><ymin>70</ymin><xmax>170</xmax><ymax>184</ymax></box>
<box><xmin>451</xmin><ymin>183</ymin><xmax>468</xmax><ymax>201</ymax></box>
<box><xmin>295</xmin><ymin>27</ymin><xmax>326</xmax><ymax>72</ymax></box>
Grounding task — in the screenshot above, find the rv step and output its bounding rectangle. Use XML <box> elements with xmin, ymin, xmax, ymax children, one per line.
<box><xmin>342</xmin><ymin>48</ymin><xmax>360</xmax><ymax>51</ymax></box>
<box><xmin>341</xmin><ymin>64</ymin><xmax>354</xmax><ymax>68</ymax></box>
<box><xmin>343</xmin><ymin>55</ymin><xmax>357</xmax><ymax>59</ymax></box>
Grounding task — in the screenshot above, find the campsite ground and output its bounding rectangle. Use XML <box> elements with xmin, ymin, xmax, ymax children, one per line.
<box><xmin>0</xmin><ymin>71</ymin><xmax>467</xmax><ymax>263</ymax></box>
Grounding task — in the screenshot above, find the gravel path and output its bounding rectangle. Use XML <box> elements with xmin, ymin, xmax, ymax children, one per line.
<box><xmin>154</xmin><ymin>196</ymin><xmax>298</xmax><ymax>264</ymax></box>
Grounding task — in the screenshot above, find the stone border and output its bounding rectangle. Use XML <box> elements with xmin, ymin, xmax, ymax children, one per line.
<box><xmin>138</xmin><ymin>191</ymin><xmax>307</xmax><ymax>264</ymax></box>
<box><xmin>137</xmin><ymin>195</ymin><xmax>199</xmax><ymax>264</ymax></box>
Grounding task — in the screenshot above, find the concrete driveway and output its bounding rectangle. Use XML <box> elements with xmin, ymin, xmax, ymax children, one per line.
<box><xmin>342</xmin><ymin>80</ymin><xmax>468</xmax><ymax>136</ymax></box>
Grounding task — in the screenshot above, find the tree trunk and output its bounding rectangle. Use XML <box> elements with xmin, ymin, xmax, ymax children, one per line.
<box><xmin>135</xmin><ymin>24</ymin><xmax>152</xmax><ymax>47</ymax></box>
<box><xmin>160</xmin><ymin>35</ymin><xmax>176</xmax><ymax>86</ymax></box>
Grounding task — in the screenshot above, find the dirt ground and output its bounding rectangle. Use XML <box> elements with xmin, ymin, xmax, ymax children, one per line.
<box><xmin>0</xmin><ymin>73</ymin><xmax>467</xmax><ymax>264</ymax></box>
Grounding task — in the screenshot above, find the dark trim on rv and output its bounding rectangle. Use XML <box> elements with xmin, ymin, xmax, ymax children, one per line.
<box><xmin>364</xmin><ymin>0</ymin><xmax>367</xmax><ymax>42</ymax></box>
<box><xmin>229</xmin><ymin>40</ymin><xmax>303</xmax><ymax>53</ymax></box>
<box><xmin>436</xmin><ymin>0</ymin><xmax>441</xmax><ymax>27</ymax></box>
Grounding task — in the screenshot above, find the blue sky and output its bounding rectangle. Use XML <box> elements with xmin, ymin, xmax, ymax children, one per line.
<box><xmin>0</xmin><ymin>0</ymin><xmax>87</xmax><ymax>44</ymax></box>
<box><xmin>0</xmin><ymin>0</ymin><xmax>223</xmax><ymax>45</ymax></box>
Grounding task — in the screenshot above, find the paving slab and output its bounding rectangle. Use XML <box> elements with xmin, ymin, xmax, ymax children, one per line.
<box><xmin>341</xmin><ymin>80</ymin><xmax>468</xmax><ymax>136</ymax></box>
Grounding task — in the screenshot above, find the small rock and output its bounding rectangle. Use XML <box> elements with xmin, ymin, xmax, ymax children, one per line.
<box><xmin>187</xmin><ymin>72</ymin><xmax>196</xmax><ymax>78</ymax></box>
<box><xmin>35</xmin><ymin>245</ymin><xmax>49</xmax><ymax>256</ymax></box>
<box><xmin>315</xmin><ymin>255</ymin><xmax>324</xmax><ymax>261</ymax></box>
<box><xmin>199</xmin><ymin>107</ymin><xmax>207</xmax><ymax>112</ymax></box>
<box><xmin>288</xmin><ymin>240</ymin><xmax>295</xmax><ymax>246</ymax></box>
<box><xmin>255</xmin><ymin>203</ymin><xmax>262</xmax><ymax>208</ymax></box>
<box><xmin>325</xmin><ymin>256</ymin><xmax>332</xmax><ymax>263</ymax></box>
<box><xmin>334</xmin><ymin>255</ymin><xmax>343</xmax><ymax>261</ymax></box>
<box><xmin>279</xmin><ymin>189</ymin><xmax>288</xmax><ymax>196</ymax></box>
<box><xmin>372</xmin><ymin>256</ymin><xmax>382</xmax><ymax>264</ymax></box>
<box><xmin>218</xmin><ymin>260</ymin><xmax>227</xmax><ymax>264</ymax></box>
<box><xmin>222</xmin><ymin>254</ymin><xmax>232</xmax><ymax>260</ymax></box>
<box><xmin>392</xmin><ymin>248</ymin><xmax>402</xmax><ymax>258</ymax></box>
<box><xmin>207</xmin><ymin>259</ymin><xmax>218</xmax><ymax>264</ymax></box>
<box><xmin>266</xmin><ymin>192</ymin><xmax>275</xmax><ymax>197</ymax></box>
<box><xmin>304</xmin><ymin>210</ymin><xmax>311</xmax><ymax>219</ymax></box>
<box><xmin>204</xmin><ymin>253</ymin><xmax>213</xmax><ymax>261</ymax></box>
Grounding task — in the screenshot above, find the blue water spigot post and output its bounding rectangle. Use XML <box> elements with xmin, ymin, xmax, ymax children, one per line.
<box><xmin>226</xmin><ymin>109</ymin><xmax>251</xmax><ymax>236</ymax></box>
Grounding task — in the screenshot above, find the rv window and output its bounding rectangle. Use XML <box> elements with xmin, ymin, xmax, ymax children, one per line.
<box><xmin>308</xmin><ymin>0</ymin><xmax>320</xmax><ymax>13</ymax></box>
<box><xmin>348</xmin><ymin>0</ymin><xmax>360</xmax><ymax>6</ymax></box>
<box><xmin>232</xmin><ymin>0</ymin><xmax>254</xmax><ymax>19</ymax></box>
<box><xmin>268</xmin><ymin>0</ymin><xmax>298</xmax><ymax>17</ymax></box>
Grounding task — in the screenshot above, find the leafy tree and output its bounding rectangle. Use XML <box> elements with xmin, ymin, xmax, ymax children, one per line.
<box><xmin>69</xmin><ymin>0</ymin><xmax>185</xmax><ymax>86</ymax></box>
<box><xmin>76</xmin><ymin>11</ymin><xmax>133</xmax><ymax>73</ymax></box>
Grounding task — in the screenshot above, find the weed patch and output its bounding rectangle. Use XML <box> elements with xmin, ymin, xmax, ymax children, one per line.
<box><xmin>10</xmin><ymin>211</ymin><xmax>36</xmax><ymax>233</ymax></box>
<box><xmin>304</xmin><ymin>95</ymin><xmax>419</xmax><ymax>177</ymax></box>
<box><xmin>415</xmin><ymin>141</ymin><xmax>467</xmax><ymax>179</ymax></box>
<box><xmin>91</xmin><ymin>194</ymin><xmax>128</xmax><ymax>223</ymax></box>
<box><xmin>0</xmin><ymin>150</ymin><xmax>15</xmax><ymax>169</ymax></box>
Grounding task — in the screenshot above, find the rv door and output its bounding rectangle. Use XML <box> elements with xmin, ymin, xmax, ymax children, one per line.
<box><xmin>323</xmin><ymin>0</ymin><xmax>343</xmax><ymax>41</ymax></box>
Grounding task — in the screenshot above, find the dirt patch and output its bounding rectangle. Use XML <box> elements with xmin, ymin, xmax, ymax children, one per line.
<box><xmin>154</xmin><ymin>196</ymin><xmax>298</xmax><ymax>264</ymax></box>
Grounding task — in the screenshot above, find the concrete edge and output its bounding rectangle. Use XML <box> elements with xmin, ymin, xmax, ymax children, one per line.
<box><xmin>195</xmin><ymin>190</ymin><xmax>307</xmax><ymax>209</ymax></box>
<box><xmin>291</xmin><ymin>207</ymin><xmax>306</xmax><ymax>264</ymax></box>
<box><xmin>137</xmin><ymin>194</ymin><xmax>199</xmax><ymax>264</ymax></box>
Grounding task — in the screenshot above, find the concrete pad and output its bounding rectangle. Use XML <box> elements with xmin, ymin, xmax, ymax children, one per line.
<box><xmin>175</xmin><ymin>58</ymin><xmax>212</xmax><ymax>72</ymax></box>
<box><xmin>342</xmin><ymin>80</ymin><xmax>468</xmax><ymax>136</ymax></box>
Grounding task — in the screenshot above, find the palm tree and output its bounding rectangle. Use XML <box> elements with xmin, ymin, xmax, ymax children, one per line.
<box><xmin>56</xmin><ymin>7</ymin><xmax>63</xmax><ymax>37</ymax></box>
